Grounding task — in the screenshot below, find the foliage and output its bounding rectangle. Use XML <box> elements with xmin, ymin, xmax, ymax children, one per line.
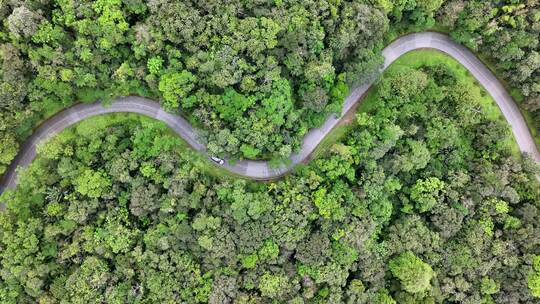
<box><xmin>410</xmin><ymin>177</ymin><xmax>445</xmax><ymax>213</ymax></box>
<box><xmin>528</xmin><ymin>255</ymin><xmax>540</xmax><ymax>298</ymax></box>
<box><xmin>439</xmin><ymin>0</ymin><xmax>540</xmax><ymax>144</ymax></box>
<box><xmin>1</xmin><ymin>58</ymin><xmax>539</xmax><ymax>303</ymax></box>
<box><xmin>74</xmin><ymin>169</ymin><xmax>111</xmax><ymax>199</ymax></box>
<box><xmin>158</xmin><ymin>71</ymin><xmax>196</xmax><ymax>110</ymax></box>
<box><xmin>389</xmin><ymin>251</ymin><xmax>434</xmax><ymax>294</ymax></box>
<box><xmin>0</xmin><ymin>0</ymin><xmax>402</xmax><ymax>161</ymax></box>
<box><xmin>0</xmin><ymin>3</ymin><xmax>540</xmax><ymax>303</ymax></box>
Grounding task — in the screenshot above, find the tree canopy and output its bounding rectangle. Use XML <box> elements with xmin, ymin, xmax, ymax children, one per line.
<box><xmin>1</xmin><ymin>60</ymin><xmax>539</xmax><ymax>303</ymax></box>
<box><xmin>0</xmin><ymin>1</ymin><xmax>539</xmax><ymax>303</ymax></box>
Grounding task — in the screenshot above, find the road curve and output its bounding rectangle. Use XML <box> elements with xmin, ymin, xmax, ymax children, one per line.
<box><xmin>0</xmin><ymin>32</ymin><xmax>539</xmax><ymax>193</ymax></box>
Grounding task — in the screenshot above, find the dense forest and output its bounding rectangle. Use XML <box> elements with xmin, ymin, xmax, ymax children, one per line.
<box><xmin>2</xmin><ymin>1</ymin><xmax>538</xmax><ymax>165</ymax></box>
<box><xmin>1</xmin><ymin>0</ymin><xmax>540</xmax><ymax>303</ymax></box>
<box><xmin>1</xmin><ymin>59</ymin><xmax>539</xmax><ymax>303</ymax></box>
<box><xmin>438</xmin><ymin>0</ymin><xmax>540</xmax><ymax>138</ymax></box>
<box><xmin>0</xmin><ymin>0</ymin><xmax>449</xmax><ymax>169</ymax></box>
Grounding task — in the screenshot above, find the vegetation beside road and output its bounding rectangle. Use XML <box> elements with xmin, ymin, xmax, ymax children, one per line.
<box><xmin>1</xmin><ymin>59</ymin><xmax>539</xmax><ymax>303</ymax></box>
<box><xmin>311</xmin><ymin>49</ymin><xmax>521</xmax><ymax>161</ymax></box>
<box><xmin>1</xmin><ymin>1</ymin><xmax>540</xmax><ymax>303</ymax></box>
<box><xmin>438</xmin><ymin>0</ymin><xmax>540</xmax><ymax>152</ymax></box>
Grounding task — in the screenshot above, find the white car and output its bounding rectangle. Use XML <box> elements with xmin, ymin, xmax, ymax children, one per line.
<box><xmin>210</xmin><ymin>156</ymin><xmax>225</xmax><ymax>165</ymax></box>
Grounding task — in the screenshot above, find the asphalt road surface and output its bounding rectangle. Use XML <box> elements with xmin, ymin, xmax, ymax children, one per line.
<box><xmin>1</xmin><ymin>32</ymin><xmax>538</xmax><ymax>194</ymax></box>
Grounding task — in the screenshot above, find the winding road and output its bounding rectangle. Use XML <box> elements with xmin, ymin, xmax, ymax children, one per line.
<box><xmin>0</xmin><ymin>32</ymin><xmax>539</xmax><ymax>193</ymax></box>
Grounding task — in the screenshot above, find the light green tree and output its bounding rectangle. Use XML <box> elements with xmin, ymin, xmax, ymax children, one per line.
<box><xmin>410</xmin><ymin>177</ymin><xmax>445</xmax><ymax>213</ymax></box>
<box><xmin>75</xmin><ymin>169</ymin><xmax>111</xmax><ymax>198</ymax></box>
<box><xmin>528</xmin><ymin>255</ymin><xmax>540</xmax><ymax>298</ymax></box>
<box><xmin>158</xmin><ymin>70</ymin><xmax>197</xmax><ymax>110</ymax></box>
<box><xmin>259</xmin><ymin>273</ymin><xmax>289</xmax><ymax>298</ymax></box>
<box><xmin>389</xmin><ymin>251</ymin><xmax>434</xmax><ymax>293</ymax></box>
